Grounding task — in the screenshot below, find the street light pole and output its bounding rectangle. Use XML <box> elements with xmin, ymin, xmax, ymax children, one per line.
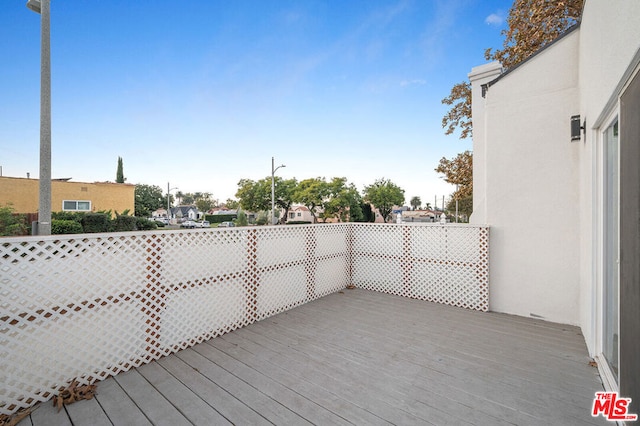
<box><xmin>271</xmin><ymin>157</ymin><xmax>285</xmax><ymax>225</ymax></box>
<box><xmin>27</xmin><ymin>0</ymin><xmax>51</xmax><ymax>235</ymax></box>
<box><xmin>167</xmin><ymin>183</ymin><xmax>178</xmax><ymax>221</ymax></box>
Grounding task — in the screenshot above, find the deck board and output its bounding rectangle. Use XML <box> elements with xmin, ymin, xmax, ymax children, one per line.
<box><xmin>20</xmin><ymin>289</ymin><xmax>607</xmax><ymax>426</ymax></box>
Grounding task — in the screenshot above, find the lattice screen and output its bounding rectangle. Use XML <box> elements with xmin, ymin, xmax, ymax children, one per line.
<box><xmin>0</xmin><ymin>223</ymin><xmax>487</xmax><ymax>415</ymax></box>
<box><xmin>351</xmin><ymin>223</ymin><xmax>489</xmax><ymax>311</ymax></box>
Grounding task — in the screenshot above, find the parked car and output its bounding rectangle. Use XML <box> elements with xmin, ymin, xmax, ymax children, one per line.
<box><xmin>180</xmin><ymin>220</ymin><xmax>196</xmax><ymax>228</ymax></box>
<box><xmin>218</xmin><ymin>221</ymin><xmax>235</xmax><ymax>228</ymax></box>
<box><xmin>194</xmin><ymin>221</ymin><xmax>210</xmax><ymax>228</ymax></box>
<box><xmin>153</xmin><ymin>217</ymin><xmax>169</xmax><ymax>225</ymax></box>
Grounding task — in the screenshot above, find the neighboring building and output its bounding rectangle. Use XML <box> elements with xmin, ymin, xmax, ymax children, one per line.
<box><xmin>170</xmin><ymin>205</ymin><xmax>199</xmax><ymax>221</ymax></box>
<box><xmin>469</xmin><ymin>0</ymin><xmax>639</xmax><ymax>407</ymax></box>
<box><xmin>151</xmin><ymin>207</ymin><xmax>168</xmax><ymax>218</ymax></box>
<box><xmin>0</xmin><ymin>176</ymin><xmax>134</xmax><ymax>216</ymax></box>
<box><xmin>287</xmin><ymin>205</ymin><xmax>313</xmax><ymax>223</ymax></box>
<box><xmin>401</xmin><ymin>209</ymin><xmax>437</xmax><ymax>223</ymax></box>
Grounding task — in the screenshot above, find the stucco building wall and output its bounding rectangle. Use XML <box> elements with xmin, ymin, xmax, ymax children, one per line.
<box><xmin>0</xmin><ymin>176</ymin><xmax>135</xmax><ymax>216</ymax></box>
<box><xmin>470</xmin><ymin>0</ymin><xmax>640</xmax><ymax>359</ymax></box>
<box><xmin>471</xmin><ymin>30</ymin><xmax>581</xmax><ymax>325</ymax></box>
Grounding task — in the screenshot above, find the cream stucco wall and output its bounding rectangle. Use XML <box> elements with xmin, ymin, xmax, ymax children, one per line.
<box><xmin>471</xmin><ymin>30</ymin><xmax>581</xmax><ymax>325</ymax></box>
<box><xmin>470</xmin><ymin>0</ymin><xmax>640</xmax><ymax>356</ymax></box>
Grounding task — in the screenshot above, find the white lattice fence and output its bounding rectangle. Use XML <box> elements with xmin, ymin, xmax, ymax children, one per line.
<box><xmin>351</xmin><ymin>223</ymin><xmax>489</xmax><ymax>311</ymax></box>
<box><xmin>0</xmin><ymin>223</ymin><xmax>487</xmax><ymax>415</ymax></box>
<box><xmin>0</xmin><ymin>225</ymin><xmax>349</xmax><ymax>415</ymax></box>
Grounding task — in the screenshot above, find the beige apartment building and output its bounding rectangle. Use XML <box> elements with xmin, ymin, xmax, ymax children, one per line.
<box><xmin>0</xmin><ymin>176</ymin><xmax>134</xmax><ymax>216</ymax></box>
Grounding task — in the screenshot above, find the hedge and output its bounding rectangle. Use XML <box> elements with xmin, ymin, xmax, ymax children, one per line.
<box><xmin>82</xmin><ymin>213</ymin><xmax>111</xmax><ymax>233</ymax></box>
<box><xmin>52</xmin><ymin>219</ymin><xmax>83</xmax><ymax>235</ymax></box>
<box><xmin>205</xmin><ymin>214</ymin><xmax>237</xmax><ymax>224</ymax></box>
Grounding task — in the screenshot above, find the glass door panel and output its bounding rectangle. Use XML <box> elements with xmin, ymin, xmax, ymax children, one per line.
<box><xmin>603</xmin><ymin>119</ymin><xmax>619</xmax><ymax>382</ymax></box>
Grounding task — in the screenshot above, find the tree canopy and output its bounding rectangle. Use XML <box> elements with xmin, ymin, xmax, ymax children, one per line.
<box><xmin>441</xmin><ymin>0</ymin><xmax>583</xmax><ymax>139</ymax></box>
<box><xmin>363</xmin><ymin>178</ymin><xmax>405</xmax><ymax>223</ymax></box>
<box><xmin>116</xmin><ymin>157</ymin><xmax>125</xmax><ymax>183</ymax></box>
<box><xmin>410</xmin><ymin>196</ymin><xmax>422</xmax><ymax>211</ymax></box>
<box><xmin>234</xmin><ymin>176</ymin><xmax>373</xmax><ymax>224</ymax></box>
<box><xmin>0</xmin><ymin>205</ymin><xmax>28</xmax><ymax>236</ymax></box>
<box><xmin>235</xmin><ymin>177</ymin><xmax>297</xmax><ymax>223</ymax></box>
<box><xmin>321</xmin><ymin>178</ymin><xmax>364</xmax><ymax>222</ymax></box>
<box><xmin>293</xmin><ymin>178</ymin><xmax>328</xmax><ymax>223</ymax></box>
<box><xmin>484</xmin><ymin>0</ymin><xmax>584</xmax><ymax>69</ymax></box>
<box><xmin>134</xmin><ymin>184</ymin><xmax>165</xmax><ymax>217</ymax></box>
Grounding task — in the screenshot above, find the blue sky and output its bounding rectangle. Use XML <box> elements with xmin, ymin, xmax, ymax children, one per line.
<box><xmin>0</xmin><ymin>0</ymin><xmax>508</xmax><ymax>207</ymax></box>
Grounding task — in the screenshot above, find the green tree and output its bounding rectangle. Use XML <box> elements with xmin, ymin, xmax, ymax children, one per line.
<box><xmin>235</xmin><ymin>209</ymin><xmax>248</xmax><ymax>226</ymax></box>
<box><xmin>322</xmin><ymin>178</ymin><xmax>363</xmax><ymax>222</ymax></box>
<box><xmin>182</xmin><ymin>193</ymin><xmax>195</xmax><ymax>205</ymax></box>
<box><xmin>441</xmin><ymin>0</ymin><xmax>583</xmax><ymax>139</ymax></box>
<box><xmin>175</xmin><ymin>191</ymin><xmax>184</xmax><ymax>205</ymax></box>
<box><xmin>225</xmin><ymin>198</ymin><xmax>239</xmax><ymax>210</ymax></box>
<box><xmin>410</xmin><ymin>196</ymin><xmax>421</xmax><ymax>210</ymax></box>
<box><xmin>236</xmin><ymin>178</ymin><xmax>271</xmax><ymax>212</ymax></box>
<box><xmin>0</xmin><ymin>205</ymin><xmax>28</xmax><ymax>236</ymax></box>
<box><xmin>360</xmin><ymin>202</ymin><xmax>376</xmax><ymax>222</ymax></box>
<box><xmin>363</xmin><ymin>178</ymin><xmax>405</xmax><ymax>223</ymax></box>
<box><xmin>274</xmin><ymin>178</ymin><xmax>298</xmax><ymax>224</ymax></box>
<box><xmin>293</xmin><ymin>178</ymin><xmax>328</xmax><ymax>223</ymax></box>
<box><xmin>116</xmin><ymin>156</ymin><xmax>125</xmax><ymax>183</ymax></box>
<box><xmin>195</xmin><ymin>193</ymin><xmax>215</xmax><ymax>213</ymax></box>
<box><xmin>236</xmin><ymin>177</ymin><xmax>297</xmax><ymax>223</ymax></box>
<box><xmin>134</xmin><ymin>184</ymin><xmax>165</xmax><ymax>217</ymax></box>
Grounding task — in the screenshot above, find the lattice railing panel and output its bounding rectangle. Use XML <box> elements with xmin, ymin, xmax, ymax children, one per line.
<box><xmin>352</xmin><ymin>257</ymin><xmax>404</xmax><ymax>293</ymax></box>
<box><xmin>351</xmin><ymin>224</ymin><xmax>489</xmax><ymax>312</ymax></box>
<box><xmin>0</xmin><ymin>223</ymin><xmax>487</xmax><ymax>415</ymax></box>
<box><xmin>159</xmin><ymin>277</ymin><xmax>249</xmax><ymax>351</ymax></box>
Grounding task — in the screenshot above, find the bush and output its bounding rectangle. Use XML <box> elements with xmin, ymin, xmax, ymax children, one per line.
<box><xmin>154</xmin><ymin>221</ymin><xmax>166</xmax><ymax>227</ymax></box>
<box><xmin>136</xmin><ymin>217</ymin><xmax>158</xmax><ymax>230</ymax></box>
<box><xmin>0</xmin><ymin>206</ymin><xmax>28</xmax><ymax>236</ymax></box>
<box><xmin>255</xmin><ymin>211</ymin><xmax>268</xmax><ymax>225</ymax></box>
<box><xmin>234</xmin><ymin>210</ymin><xmax>248</xmax><ymax>227</ymax></box>
<box><xmin>82</xmin><ymin>213</ymin><xmax>110</xmax><ymax>233</ymax></box>
<box><xmin>113</xmin><ymin>215</ymin><xmax>138</xmax><ymax>232</ymax></box>
<box><xmin>205</xmin><ymin>214</ymin><xmax>237</xmax><ymax>224</ymax></box>
<box><xmin>286</xmin><ymin>221</ymin><xmax>312</xmax><ymax>225</ymax></box>
<box><xmin>52</xmin><ymin>219</ymin><xmax>83</xmax><ymax>235</ymax></box>
<box><xmin>52</xmin><ymin>211</ymin><xmax>86</xmax><ymax>222</ymax></box>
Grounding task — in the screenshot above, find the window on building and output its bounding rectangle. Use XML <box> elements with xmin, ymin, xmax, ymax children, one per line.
<box><xmin>63</xmin><ymin>200</ymin><xmax>91</xmax><ymax>211</ymax></box>
<box><xmin>289</xmin><ymin>212</ymin><xmax>295</xmax><ymax>219</ymax></box>
<box><xmin>297</xmin><ymin>212</ymin><xmax>302</xmax><ymax>217</ymax></box>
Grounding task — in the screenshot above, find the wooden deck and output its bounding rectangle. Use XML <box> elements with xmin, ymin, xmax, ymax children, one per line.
<box><xmin>18</xmin><ymin>289</ymin><xmax>606</xmax><ymax>425</ymax></box>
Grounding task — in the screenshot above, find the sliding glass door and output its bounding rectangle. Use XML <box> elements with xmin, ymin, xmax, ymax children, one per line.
<box><xmin>603</xmin><ymin>118</ymin><xmax>619</xmax><ymax>382</ymax></box>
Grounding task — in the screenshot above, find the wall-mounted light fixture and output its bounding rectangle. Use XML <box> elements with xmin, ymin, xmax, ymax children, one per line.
<box><xmin>571</xmin><ymin>115</ymin><xmax>585</xmax><ymax>142</ymax></box>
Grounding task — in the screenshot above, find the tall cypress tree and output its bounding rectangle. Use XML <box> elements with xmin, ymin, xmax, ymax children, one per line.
<box><xmin>116</xmin><ymin>156</ymin><xmax>124</xmax><ymax>183</ymax></box>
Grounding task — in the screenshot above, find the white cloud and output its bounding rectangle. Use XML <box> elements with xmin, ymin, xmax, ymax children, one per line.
<box><xmin>485</xmin><ymin>12</ymin><xmax>505</xmax><ymax>26</ymax></box>
<box><xmin>400</xmin><ymin>79</ymin><xmax>426</xmax><ymax>87</ymax></box>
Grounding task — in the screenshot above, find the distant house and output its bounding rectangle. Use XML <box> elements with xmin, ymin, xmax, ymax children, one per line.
<box><xmin>469</xmin><ymin>0</ymin><xmax>639</xmax><ymax>405</ymax></box>
<box><xmin>287</xmin><ymin>205</ymin><xmax>313</xmax><ymax>223</ymax></box>
<box><xmin>0</xmin><ymin>176</ymin><xmax>134</xmax><ymax>216</ymax></box>
<box><xmin>151</xmin><ymin>207</ymin><xmax>168</xmax><ymax>218</ymax></box>
<box><xmin>401</xmin><ymin>209</ymin><xmax>437</xmax><ymax>223</ymax></box>
<box><xmin>170</xmin><ymin>205</ymin><xmax>199</xmax><ymax>221</ymax></box>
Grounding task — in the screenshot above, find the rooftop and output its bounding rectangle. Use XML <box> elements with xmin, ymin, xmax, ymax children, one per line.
<box><xmin>21</xmin><ymin>289</ymin><xmax>605</xmax><ymax>425</ymax></box>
